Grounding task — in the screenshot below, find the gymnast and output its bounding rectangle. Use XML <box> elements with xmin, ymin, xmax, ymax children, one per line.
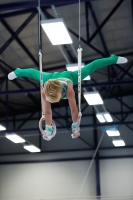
<box><xmin>8</xmin><ymin>55</ymin><xmax>127</xmax><ymax>139</ymax></box>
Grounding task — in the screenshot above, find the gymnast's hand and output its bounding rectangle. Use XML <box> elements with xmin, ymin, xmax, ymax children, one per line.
<box><xmin>72</xmin><ymin>130</ymin><xmax>80</xmax><ymax>139</ymax></box>
<box><xmin>42</xmin><ymin>125</ymin><xmax>55</xmax><ymax>141</ymax></box>
<box><xmin>71</xmin><ymin>122</ymin><xmax>80</xmax><ymax>139</ymax></box>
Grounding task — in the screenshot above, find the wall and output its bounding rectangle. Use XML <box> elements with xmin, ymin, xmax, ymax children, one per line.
<box><xmin>0</xmin><ymin>159</ymin><xmax>96</xmax><ymax>200</ymax></box>
<box><xmin>100</xmin><ymin>158</ymin><xmax>133</xmax><ymax>198</ymax></box>
<box><xmin>0</xmin><ymin>147</ymin><xmax>133</xmax><ymax>200</ymax></box>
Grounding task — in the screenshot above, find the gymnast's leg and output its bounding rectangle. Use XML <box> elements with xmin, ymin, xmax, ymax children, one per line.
<box><xmin>8</xmin><ymin>68</ymin><xmax>40</xmax><ymax>81</ymax></box>
<box><xmin>81</xmin><ymin>55</ymin><xmax>127</xmax><ymax>80</ymax></box>
<box><xmin>76</xmin><ymin>54</ymin><xmax>127</xmax><ymax>81</ymax></box>
<box><xmin>8</xmin><ymin>68</ymin><xmax>52</xmax><ymax>83</ymax></box>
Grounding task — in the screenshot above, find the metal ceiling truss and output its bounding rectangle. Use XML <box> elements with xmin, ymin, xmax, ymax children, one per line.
<box><xmin>0</xmin><ymin>78</ymin><xmax>132</xmax><ymax>96</ymax></box>
<box><xmin>0</xmin><ymin>0</ymin><xmax>98</xmax><ymax>12</ymax></box>
<box><xmin>0</xmin><ymin>2</ymin><xmax>133</xmax><ymax>196</ymax></box>
<box><xmin>0</xmin><ymin>0</ymin><xmax>130</xmax><ymax>78</ymax></box>
<box><xmin>0</xmin><ymin>12</ymin><xmax>38</xmax><ymax>66</ymax></box>
<box><xmin>88</xmin><ymin>0</ymin><xmax>124</xmax><ymax>42</ymax></box>
<box><xmin>0</xmin><ymin>60</ymin><xmax>39</xmax><ymax>89</ymax></box>
<box><xmin>0</xmin><ymin>8</ymin><xmax>36</xmax><ymax>19</ymax></box>
<box><xmin>101</xmin><ymin>87</ymin><xmax>133</xmax><ymax>132</ymax></box>
<box><xmin>0</xmin><ymin>1</ymin><xmax>132</xmax><ymax>149</ymax></box>
<box><xmin>0</xmin><ymin>120</ymin><xmax>133</xmax><ymax>136</ymax></box>
<box><xmin>42</xmin><ymin>9</ymin><xmax>105</xmax><ymax>56</ymax></box>
<box><xmin>0</xmin><ymin>60</ymin><xmax>40</xmax><ymax>106</ymax></box>
<box><xmin>0</xmin><ymin>145</ymin><xmax>133</xmax><ymax>155</ymax></box>
<box><xmin>2</xmin><ymin>154</ymin><xmax>133</xmax><ymax>165</ymax></box>
<box><xmin>87</xmin><ymin>2</ymin><xmax>109</xmax><ymax>56</ymax></box>
<box><xmin>0</xmin><ymin>0</ymin><xmax>133</xmax><ymax>129</ymax></box>
<box><xmin>87</xmin><ymin>2</ymin><xmax>116</xmax><ymax>78</ymax></box>
<box><xmin>16</xmin><ymin>112</ymin><xmax>36</xmax><ymax>130</ymax></box>
<box><xmin>1</xmin><ymin>111</ymin><xmax>132</xmax><ymax>123</ymax></box>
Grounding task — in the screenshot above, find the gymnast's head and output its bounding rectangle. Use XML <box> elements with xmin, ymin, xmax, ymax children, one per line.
<box><xmin>44</xmin><ymin>80</ymin><xmax>62</xmax><ymax>103</ymax></box>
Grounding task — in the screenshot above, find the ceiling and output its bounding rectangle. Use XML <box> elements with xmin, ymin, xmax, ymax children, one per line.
<box><xmin>0</xmin><ymin>0</ymin><xmax>133</xmax><ymax>158</ymax></box>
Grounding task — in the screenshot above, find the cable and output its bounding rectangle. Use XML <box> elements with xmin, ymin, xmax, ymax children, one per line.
<box><xmin>38</xmin><ymin>0</ymin><xmax>41</xmax><ymax>50</ymax></box>
<box><xmin>37</xmin><ymin>1</ymin><xmax>57</xmax><ymax>140</ymax></box>
<box><xmin>75</xmin><ymin>0</ymin><xmax>82</xmax><ymax>135</ymax></box>
<box><xmin>79</xmin><ymin>0</ymin><xmax>81</xmax><ymax>47</ymax></box>
<box><xmin>38</xmin><ymin>0</ymin><xmax>43</xmax><ymax>114</ymax></box>
<box><xmin>77</xmin><ymin>131</ymin><xmax>105</xmax><ymax>198</ymax></box>
<box><xmin>78</xmin><ymin>0</ymin><xmax>82</xmax><ymax>115</ymax></box>
<box><xmin>77</xmin><ymin>0</ymin><xmax>107</xmax><ymax>182</ymax></box>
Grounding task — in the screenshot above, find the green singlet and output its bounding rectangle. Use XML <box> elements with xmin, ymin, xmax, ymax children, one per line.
<box><xmin>14</xmin><ymin>55</ymin><xmax>118</xmax><ymax>99</ymax></box>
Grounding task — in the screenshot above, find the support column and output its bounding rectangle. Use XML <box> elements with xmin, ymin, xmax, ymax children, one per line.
<box><xmin>5</xmin><ymin>78</ymin><xmax>8</xmax><ymax>129</ymax></box>
<box><xmin>93</xmin><ymin>108</ymin><xmax>101</xmax><ymax>198</ymax></box>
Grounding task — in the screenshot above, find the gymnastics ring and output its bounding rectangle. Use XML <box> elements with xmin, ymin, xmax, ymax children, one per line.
<box><xmin>39</xmin><ymin>115</ymin><xmax>57</xmax><ymax>141</ymax></box>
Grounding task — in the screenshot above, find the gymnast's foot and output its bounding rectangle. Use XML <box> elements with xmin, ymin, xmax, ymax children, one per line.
<box><xmin>8</xmin><ymin>71</ymin><xmax>17</xmax><ymax>80</ymax></box>
<box><xmin>111</xmin><ymin>54</ymin><xmax>128</xmax><ymax>64</ymax></box>
<box><xmin>117</xmin><ymin>56</ymin><xmax>128</xmax><ymax>64</ymax></box>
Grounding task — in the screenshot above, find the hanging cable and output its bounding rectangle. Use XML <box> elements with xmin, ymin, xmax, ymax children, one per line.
<box><xmin>76</xmin><ymin>0</ymin><xmax>105</xmax><ymax>197</ymax></box>
<box><xmin>77</xmin><ymin>131</ymin><xmax>105</xmax><ymax>198</ymax></box>
<box><xmin>79</xmin><ymin>0</ymin><xmax>81</xmax><ymax>47</ymax></box>
<box><xmin>38</xmin><ymin>0</ymin><xmax>43</xmax><ymax>116</ymax></box>
<box><xmin>73</xmin><ymin>0</ymin><xmax>82</xmax><ymax>136</ymax></box>
<box><xmin>38</xmin><ymin>0</ymin><xmax>56</xmax><ymax>140</ymax></box>
<box><xmin>38</xmin><ymin>0</ymin><xmax>41</xmax><ymax>50</ymax></box>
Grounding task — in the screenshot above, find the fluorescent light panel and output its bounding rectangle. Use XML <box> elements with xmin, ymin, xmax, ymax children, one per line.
<box><xmin>66</xmin><ymin>63</ymin><xmax>90</xmax><ymax>80</ymax></box>
<box><xmin>24</xmin><ymin>145</ymin><xmax>41</xmax><ymax>153</ymax></box>
<box><xmin>112</xmin><ymin>140</ymin><xmax>125</xmax><ymax>147</ymax></box>
<box><xmin>96</xmin><ymin>114</ymin><xmax>105</xmax><ymax>123</ymax></box>
<box><xmin>83</xmin><ymin>91</ymin><xmax>103</xmax><ymax>105</ymax></box>
<box><xmin>104</xmin><ymin>113</ymin><xmax>113</xmax><ymax>122</ymax></box>
<box><xmin>106</xmin><ymin>130</ymin><xmax>120</xmax><ymax>136</ymax></box>
<box><xmin>41</xmin><ymin>18</ymin><xmax>72</xmax><ymax>45</ymax></box>
<box><xmin>96</xmin><ymin>112</ymin><xmax>113</xmax><ymax>123</ymax></box>
<box><xmin>0</xmin><ymin>124</ymin><xmax>6</xmax><ymax>131</ymax></box>
<box><xmin>5</xmin><ymin>134</ymin><xmax>25</xmax><ymax>143</ymax></box>
<box><xmin>66</xmin><ymin>63</ymin><xmax>85</xmax><ymax>71</ymax></box>
<box><xmin>83</xmin><ymin>76</ymin><xmax>91</xmax><ymax>81</ymax></box>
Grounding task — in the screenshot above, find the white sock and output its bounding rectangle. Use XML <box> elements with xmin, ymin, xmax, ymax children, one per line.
<box><xmin>8</xmin><ymin>72</ymin><xmax>17</xmax><ymax>80</ymax></box>
<box><xmin>117</xmin><ymin>57</ymin><xmax>128</xmax><ymax>64</ymax></box>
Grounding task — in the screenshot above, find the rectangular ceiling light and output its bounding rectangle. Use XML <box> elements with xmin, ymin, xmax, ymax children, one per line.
<box><xmin>41</xmin><ymin>18</ymin><xmax>72</xmax><ymax>45</ymax></box>
<box><xmin>66</xmin><ymin>63</ymin><xmax>85</xmax><ymax>71</ymax></box>
<box><xmin>24</xmin><ymin>145</ymin><xmax>41</xmax><ymax>153</ymax></box>
<box><xmin>0</xmin><ymin>124</ymin><xmax>6</xmax><ymax>131</ymax></box>
<box><xmin>104</xmin><ymin>113</ymin><xmax>113</xmax><ymax>122</ymax></box>
<box><xmin>66</xmin><ymin>63</ymin><xmax>91</xmax><ymax>80</ymax></box>
<box><xmin>106</xmin><ymin>130</ymin><xmax>120</xmax><ymax>136</ymax></box>
<box><xmin>96</xmin><ymin>112</ymin><xmax>113</xmax><ymax>123</ymax></box>
<box><xmin>96</xmin><ymin>113</ymin><xmax>106</xmax><ymax>123</ymax></box>
<box><xmin>112</xmin><ymin>140</ymin><xmax>125</xmax><ymax>147</ymax></box>
<box><xmin>83</xmin><ymin>76</ymin><xmax>91</xmax><ymax>81</ymax></box>
<box><xmin>5</xmin><ymin>134</ymin><xmax>25</xmax><ymax>143</ymax></box>
<box><xmin>83</xmin><ymin>91</ymin><xmax>103</xmax><ymax>105</ymax></box>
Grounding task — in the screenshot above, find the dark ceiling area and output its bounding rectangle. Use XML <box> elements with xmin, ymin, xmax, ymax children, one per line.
<box><xmin>0</xmin><ymin>0</ymin><xmax>133</xmax><ymax>157</ymax></box>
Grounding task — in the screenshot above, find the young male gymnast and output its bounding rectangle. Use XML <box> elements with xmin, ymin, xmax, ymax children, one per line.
<box><xmin>8</xmin><ymin>55</ymin><xmax>127</xmax><ymax>139</ymax></box>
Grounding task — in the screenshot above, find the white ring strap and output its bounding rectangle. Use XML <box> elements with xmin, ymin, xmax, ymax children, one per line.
<box><xmin>38</xmin><ymin>1</ymin><xmax>56</xmax><ymax>139</ymax></box>
<box><xmin>76</xmin><ymin>47</ymin><xmax>83</xmax><ymax>132</ymax></box>
<box><xmin>71</xmin><ymin>47</ymin><xmax>82</xmax><ymax>138</ymax></box>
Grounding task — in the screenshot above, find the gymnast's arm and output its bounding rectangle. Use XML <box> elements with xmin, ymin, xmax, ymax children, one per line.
<box><xmin>41</xmin><ymin>90</ymin><xmax>52</xmax><ymax>125</ymax></box>
<box><xmin>67</xmin><ymin>82</ymin><xmax>78</xmax><ymax>123</ymax></box>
